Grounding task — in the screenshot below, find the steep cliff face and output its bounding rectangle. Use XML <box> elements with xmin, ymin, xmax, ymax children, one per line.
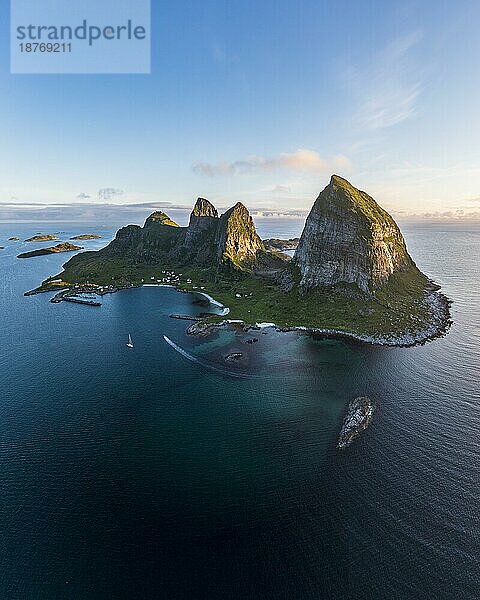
<box><xmin>42</xmin><ymin>177</ymin><xmax>451</xmax><ymax>345</ymax></box>
<box><xmin>184</xmin><ymin>197</ymin><xmax>219</xmax><ymax>247</ymax></box>
<box><xmin>215</xmin><ymin>202</ymin><xmax>265</xmax><ymax>268</ymax></box>
<box><xmin>190</xmin><ymin>197</ymin><xmax>218</xmax><ymax>221</ymax></box>
<box><xmin>107</xmin><ymin>224</ymin><xmax>143</xmax><ymax>256</ymax></box>
<box><xmin>77</xmin><ymin>199</ymin><xmax>264</xmax><ymax>271</ymax></box>
<box><xmin>293</xmin><ymin>176</ymin><xmax>415</xmax><ymax>293</ymax></box>
<box><xmin>102</xmin><ymin>212</ymin><xmax>181</xmax><ymax>260</ymax></box>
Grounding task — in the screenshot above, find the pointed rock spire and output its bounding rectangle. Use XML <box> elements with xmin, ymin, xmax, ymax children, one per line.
<box><xmin>215</xmin><ymin>202</ymin><xmax>264</xmax><ymax>267</ymax></box>
<box><xmin>184</xmin><ymin>197</ymin><xmax>219</xmax><ymax>246</ymax></box>
<box><xmin>190</xmin><ymin>197</ymin><xmax>218</xmax><ymax>220</ymax></box>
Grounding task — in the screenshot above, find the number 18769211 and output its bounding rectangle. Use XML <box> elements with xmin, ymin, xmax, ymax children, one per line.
<box><xmin>19</xmin><ymin>43</ymin><xmax>72</xmax><ymax>53</ymax></box>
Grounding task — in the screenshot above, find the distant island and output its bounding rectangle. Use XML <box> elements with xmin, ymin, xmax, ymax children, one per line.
<box><xmin>70</xmin><ymin>234</ymin><xmax>102</xmax><ymax>240</ymax></box>
<box><xmin>18</xmin><ymin>242</ymin><xmax>82</xmax><ymax>259</ymax></box>
<box><xmin>263</xmin><ymin>238</ymin><xmax>299</xmax><ymax>252</ymax></box>
<box><xmin>25</xmin><ymin>234</ymin><xmax>58</xmax><ymax>243</ymax></box>
<box><xmin>9</xmin><ymin>237</ymin><xmax>20</xmax><ymax>241</ymax></box>
<box><xmin>27</xmin><ymin>175</ymin><xmax>452</xmax><ymax>346</ymax></box>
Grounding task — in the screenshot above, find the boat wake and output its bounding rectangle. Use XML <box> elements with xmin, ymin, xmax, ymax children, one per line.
<box><xmin>163</xmin><ymin>335</ymin><xmax>253</xmax><ymax>378</ymax></box>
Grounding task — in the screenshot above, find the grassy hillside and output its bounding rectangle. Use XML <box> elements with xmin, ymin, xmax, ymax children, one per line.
<box><xmin>38</xmin><ymin>252</ymin><xmax>435</xmax><ymax>338</ymax></box>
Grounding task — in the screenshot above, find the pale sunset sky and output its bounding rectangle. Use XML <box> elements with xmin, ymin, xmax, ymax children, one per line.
<box><xmin>1</xmin><ymin>0</ymin><xmax>480</xmax><ymax>220</ymax></box>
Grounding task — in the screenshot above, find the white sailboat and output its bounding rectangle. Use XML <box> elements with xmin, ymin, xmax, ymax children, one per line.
<box><xmin>126</xmin><ymin>334</ymin><xmax>134</xmax><ymax>348</ymax></box>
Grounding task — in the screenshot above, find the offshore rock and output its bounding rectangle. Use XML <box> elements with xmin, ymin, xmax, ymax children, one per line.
<box><xmin>337</xmin><ymin>396</ymin><xmax>375</xmax><ymax>449</ymax></box>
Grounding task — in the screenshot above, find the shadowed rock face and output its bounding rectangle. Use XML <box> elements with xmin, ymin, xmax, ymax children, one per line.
<box><xmin>72</xmin><ymin>198</ymin><xmax>264</xmax><ymax>271</ymax></box>
<box><xmin>41</xmin><ymin>176</ymin><xmax>451</xmax><ymax>346</ymax></box>
<box><xmin>62</xmin><ymin>177</ymin><xmax>415</xmax><ymax>290</ymax></box>
<box><xmin>106</xmin><ymin>225</ymin><xmax>143</xmax><ymax>256</ymax></box>
<box><xmin>191</xmin><ymin>197</ymin><xmax>218</xmax><ymax>219</ymax></box>
<box><xmin>184</xmin><ymin>198</ymin><xmax>219</xmax><ymax>246</ymax></box>
<box><xmin>293</xmin><ymin>175</ymin><xmax>414</xmax><ymax>292</ymax></box>
<box><xmin>106</xmin><ymin>212</ymin><xmax>181</xmax><ymax>259</ymax></box>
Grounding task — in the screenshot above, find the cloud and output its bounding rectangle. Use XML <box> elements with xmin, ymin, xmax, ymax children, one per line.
<box><xmin>347</xmin><ymin>31</ymin><xmax>422</xmax><ymax>130</ymax></box>
<box><xmin>272</xmin><ymin>185</ymin><xmax>292</xmax><ymax>193</ymax></box>
<box><xmin>2</xmin><ymin>198</ymin><xmax>480</xmax><ymax>225</ymax></box>
<box><xmin>401</xmin><ymin>209</ymin><xmax>480</xmax><ymax>222</ymax></box>
<box><xmin>0</xmin><ymin>201</ymin><xmax>190</xmax><ymax>225</ymax></box>
<box><xmin>193</xmin><ymin>149</ymin><xmax>351</xmax><ymax>177</ymax></box>
<box><xmin>97</xmin><ymin>188</ymin><xmax>124</xmax><ymax>201</ymax></box>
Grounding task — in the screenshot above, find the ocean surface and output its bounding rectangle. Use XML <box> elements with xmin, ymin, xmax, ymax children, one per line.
<box><xmin>0</xmin><ymin>219</ymin><xmax>479</xmax><ymax>599</ymax></box>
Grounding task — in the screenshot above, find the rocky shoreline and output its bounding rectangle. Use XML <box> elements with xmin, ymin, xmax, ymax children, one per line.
<box><xmin>24</xmin><ymin>281</ymin><xmax>139</xmax><ymax>298</ymax></box>
<box><xmin>284</xmin><ymin>289</ymin><xmax>452</xmax><ymax>348</ymax></box>
<box><xmin>22</xmin><ymin>177</ymin><xmax>454</xmax><ymax>349</ymax></box>
<box><xmin>24</xmin><ymin>279</ymin><xmax>451</xmax><ymax>348</ymax></box>
<box><xmin>186</xmin><ymin>288</ymin><xmax>452</xmax><ymax>348</ymax></box>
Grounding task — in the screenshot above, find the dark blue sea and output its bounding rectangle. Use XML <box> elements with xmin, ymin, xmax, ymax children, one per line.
<box><xmin>0</xmin><ymin>218</ymin><xmax>478</xmax><ymax>599</ymax></box>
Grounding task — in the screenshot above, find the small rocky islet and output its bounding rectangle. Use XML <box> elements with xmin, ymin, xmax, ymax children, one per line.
<box><xmin>337</xmin><ymin>397</ymin><xmax>375</xmax><ymax>449</ymax></box>
<box><xmin>27</xmin><ymin>175</ymin><xmax>452</xmax><ymax>347</ymax></box>
<box><xmin>70</xmin><ymin>234</ymin><xmax>102</xmax><ymax>240</ymax></box>
<box><xmin>17</xmin><ymin>242</ymin><xmax>83</xmax><ymax>259</ymax></box>
<box><xmin>24</xmin><ymin>234</ymin><xmax>58</xmax><ymax>243</ymax></box>
<box><xmin>263</xmin><ymin>238</ymin><xmax>300</xmax><ymax>252</ymax></box>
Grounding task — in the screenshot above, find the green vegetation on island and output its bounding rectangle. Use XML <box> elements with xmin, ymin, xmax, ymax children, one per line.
<box><xmin>25</xmin><ymin>234</ymin><xmax>58</xmax><ymax>243</ymax></box>
<box><xmin>28</xmin><ymin>176</ymin><xmax>452</xmax><ymax>346</ymax></box>
<box><xmin>18</xmin><ymin>242</ymin><xmax>83</xmax><ymax>259</ymax></box>
<box><xmin>263</xmin><ymin>238</ymin><xmax>299</xmax><ymax>251</ymax></box>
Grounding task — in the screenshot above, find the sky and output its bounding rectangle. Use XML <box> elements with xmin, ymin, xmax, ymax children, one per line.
<box><xmin>1</xmin><ymin>0</ymin><xmax>480</xmax><ymax>221</ymax></box>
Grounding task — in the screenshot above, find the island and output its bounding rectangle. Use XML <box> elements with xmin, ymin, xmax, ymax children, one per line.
<box><xmin>17</xmin><ymin>242</ymin><xmax>83</xmax><ymax>259</ymax></box>
<box><xmin>337</xmin><ymin>397</ymin><xmax>375</xmax><ymax>449</ymax></box>
<box><xmin>225</xmin><ymin>352</ymin><xmax>245</xmax><ymax>363</ymax></box>
<box><xmin>24</xmin><ymin>234</ymin><xmax>58</xmax><ymax>243</ymax></box>
<box><xmin>263</xmin><ymin>238</ymin><xmax>299</xmax><ymax>252</ymax></box>
<box><xmin>70</xmin><ymin>234</ymin><xmax>102</xmax><ymax>240</ymax></box>
<box><xmin>26</xmin><ymin>175</ymin><xmax>452</xmax><ymax>346</ymax></box>
<box><xmin>9</xmin><ymin>237</ymin><xmax>20</xmax><ymax>241</ymax></box>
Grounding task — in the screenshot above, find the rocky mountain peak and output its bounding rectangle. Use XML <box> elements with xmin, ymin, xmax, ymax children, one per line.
<box><xmin>216</xmin><ymin>202</ymin><xmax>264</xmax><ymax>268</ymax></box>
<box><xmin>293</xmin><ymin>176</ymin><xmax>414</xmax><ymax>293</ymax></box>
<box><xmin>191</xmin><ymin>197</ymin><xmax>218</xmax><ymax>219</ymax></box>
<box><xmin>144</xmin><ymin>211</ymin><xmax>179</xmax><ymax>228</ymax></box>
<box><xmin>185</xmin><ymin>198</ymin><xmax>219</xmax><ymax>247</ymax></box>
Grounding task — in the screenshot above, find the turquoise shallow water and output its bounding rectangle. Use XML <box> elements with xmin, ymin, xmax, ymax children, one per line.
<box><xmin>0</xmin><ymin>221</ymin><xmax>479</xmax><ymax>599</ymax></box>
